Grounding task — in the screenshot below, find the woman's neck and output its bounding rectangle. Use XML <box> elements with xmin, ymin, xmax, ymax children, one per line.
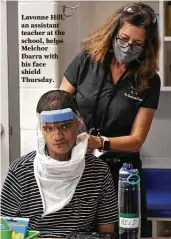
<box><xmin>111</xmin><ymin>57</ymin><xmax>127</xmax><ymax>68</ymax></box>
<box><xmin>110</xmin><ymin>57</ymin><xmax>127</xmax><ymax>84</ymax></box>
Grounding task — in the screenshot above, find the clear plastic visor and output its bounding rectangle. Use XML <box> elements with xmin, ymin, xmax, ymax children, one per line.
<box><xmin>37</xmin><ymin>108</ymin><xmax>87</xmax><ymax>161</ymax></box>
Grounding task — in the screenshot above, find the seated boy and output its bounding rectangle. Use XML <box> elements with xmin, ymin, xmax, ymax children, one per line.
<box><xmin>1</xmin><ymin>90</ymin><xmax>118</xmax><ymax>238</ymax></box>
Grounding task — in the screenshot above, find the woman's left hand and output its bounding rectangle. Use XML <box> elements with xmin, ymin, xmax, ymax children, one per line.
<box><xmin>88</xmin><ymin>135</ymin><xmax>102</xmax><ymax>150</ymax></box>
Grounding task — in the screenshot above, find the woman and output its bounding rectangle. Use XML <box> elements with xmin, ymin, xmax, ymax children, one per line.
<box><xmin>60</xmin><ymin>2</ymin><xmax>161</xmax><ymax>237</ymax></box>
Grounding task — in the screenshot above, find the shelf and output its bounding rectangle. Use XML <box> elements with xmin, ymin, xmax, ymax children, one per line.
<box><xmin>148</xmin><ymin>218</ymin><xmax>171</xmax><ymax>237</ymax></box>
<box><xmin>164</xmin><ymin>36</ymin><xmax>171</xmax><ymax>41</ymax></box>
<box><xmin>161</xmin><ymin>86</ymin><xmax>171</xmax><ymax>91</ymax></box>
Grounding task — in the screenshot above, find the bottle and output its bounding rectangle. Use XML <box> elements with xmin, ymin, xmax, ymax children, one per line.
<box><xmin>118</xmin><ymin>163</ymin><xmax>141</xmax><ymax>239</ymax></box>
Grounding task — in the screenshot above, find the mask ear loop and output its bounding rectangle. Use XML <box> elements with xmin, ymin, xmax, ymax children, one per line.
<box><xmin>136</xmin><ymin>56</ymin><xmax>144</xmax><ymax>65</ymax></box>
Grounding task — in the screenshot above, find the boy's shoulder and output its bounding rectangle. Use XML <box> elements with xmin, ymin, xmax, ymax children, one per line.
<box><xmin>85</xmin><ymin>153</ymin><xmax>109</xmax><ymax>173</ymax></box>
<box><xmin>10</xmin><ymin>150</ymin><xmax>36</xmax><ymax>172</ymax></box>
<box><xmin>10</xmin><ymin>151</ymin><xmax>109</xmax><ymax>175</ymax></box>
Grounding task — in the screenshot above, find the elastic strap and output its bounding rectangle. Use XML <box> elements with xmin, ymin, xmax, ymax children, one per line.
<box><xmin>40</xmin><ymin>108</ymin><xmax>73</xmax><ymax>123</ymax></box>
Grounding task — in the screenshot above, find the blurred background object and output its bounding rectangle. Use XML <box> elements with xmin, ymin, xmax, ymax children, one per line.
<box><xmin>166</xmin><ymin>1</ymin><xmax>171</xmax><ymax>36</ymax></box>
<box><xmin>161</xmin><ymin>228</ymin><xmax>171</xmax><ymax>237</ymax></box>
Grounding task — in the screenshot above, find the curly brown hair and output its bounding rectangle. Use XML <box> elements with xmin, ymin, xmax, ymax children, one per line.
<box><xmin>82</xmin><ymin>2</ymin><xmax>160</xmax><ymax>89</ymax></box>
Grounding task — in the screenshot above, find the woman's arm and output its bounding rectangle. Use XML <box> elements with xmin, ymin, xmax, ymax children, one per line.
<box><xmin>88</xmin><ymin>107</ymin><xmax>155</xmax><ymax>153</ymax></box>
<box><xmin>97</xmin><ymin>224</ymin><xmax>115</xmax><ymax>233</ymax></box>
<box><xmin>59</xmin><ymin>76</ymin><xmax>76</xmax><ymax>94</ymax></box>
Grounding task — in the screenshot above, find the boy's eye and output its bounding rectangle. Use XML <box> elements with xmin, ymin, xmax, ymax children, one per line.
<box><xmin>43</xmin><ymin>126</ymin><xmax>53</xmax><ymax>132</ymax></box>
<box><xmin>61</xmin><ymin>124</ymin><xmax>70</xmax><ymax>130</ymax></box>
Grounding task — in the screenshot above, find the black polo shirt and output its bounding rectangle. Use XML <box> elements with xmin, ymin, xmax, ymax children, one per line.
<box><xmin>64</xmin><ymin>50</ymin><xmax>161</xmax><ymax>138</ymax></box>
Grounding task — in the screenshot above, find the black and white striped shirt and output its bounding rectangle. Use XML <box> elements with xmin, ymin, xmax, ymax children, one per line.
<box><xmin>1</xmin><ymin>151</ymin><xmax>118</xmax><ymax>238</ymax></box>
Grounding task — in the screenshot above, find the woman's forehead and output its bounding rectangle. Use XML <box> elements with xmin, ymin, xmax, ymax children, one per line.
<box><xmin>119</xmin><ymin>23</ymin><xmax>146</xmax><ymax>42</ymax></box>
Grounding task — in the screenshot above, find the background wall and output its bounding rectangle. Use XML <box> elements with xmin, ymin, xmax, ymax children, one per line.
<box><xmin>141</xmin><ymin>92</ymin><xmax>171</xmax><ymax>168</ymax></box>
<box><xmin>1</xmin><ymin>1</ymin><xmax>9</xmax><ymax>189</ymax></box>
<box><xmin>80</xmin><ymin>1</ymin><xmax>159</xmax><ymax>39</ymax></box>
<box><xmin>7</xmin><ymin>1</ymin><xmax>20</xmax><ymax>164</ymax></box>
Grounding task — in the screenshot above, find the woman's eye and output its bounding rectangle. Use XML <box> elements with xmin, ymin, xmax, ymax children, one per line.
<box><xmin>120</xmin><ymin>37</ymin><xmax>128</xmax><ymax>41</ymax></box>
<box><xmin>137</xmin><ymin>44</ymin><xmax>144</xmax><ymax>48</ymax></box>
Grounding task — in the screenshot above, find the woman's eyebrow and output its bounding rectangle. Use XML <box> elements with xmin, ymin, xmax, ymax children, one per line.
<box><xmin>134</xmin><ymin>39</ymin><xmax>145</xmax><ymax>44</ymax></box>
<box><xmin>120</xmin><ymin>33</ymin><xmax>144</xmax><ymax>43</ymax></box>
<box><xmin>120</xmin><ymin>33</ymin><xmax>129</xmax><ymax>38</ymax></box>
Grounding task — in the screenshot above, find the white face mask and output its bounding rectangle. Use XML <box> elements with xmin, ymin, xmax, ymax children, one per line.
<box><xmin>113</xmin><ymin>37</ymin><xmax>143</xmax><ymax>64</ymax></box>
<box><xmin>34</xmin><ymin>131</ymin><xmax>88</xmax><ymax>216</ymax></box>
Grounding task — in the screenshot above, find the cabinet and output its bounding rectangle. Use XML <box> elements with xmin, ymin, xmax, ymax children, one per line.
<box><xmin>80</xmin><ymin>1</ymin><xmax>171</xmax><ymax>91</ymax></box>
<box><xmin>159</xmin><ymin>1</ymin><xmax>171</xmax><ymax>90</ymax></box>
<box><xmin>148</xmin><ymin>217</ymin><xmax>171</xmax><ymax>237</ymax></box>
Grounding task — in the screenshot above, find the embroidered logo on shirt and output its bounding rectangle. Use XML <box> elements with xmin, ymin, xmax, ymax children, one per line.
<box><xmin>124</xmin><ymin>86</ymin><xmax>143</xmax><ymax>102</ymax></box>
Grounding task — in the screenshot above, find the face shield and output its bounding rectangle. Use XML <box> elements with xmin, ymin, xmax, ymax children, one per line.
<box><xmin>37</xmin><ymin>108</ymin><xmax>87</xmax><ymax>161</ymax></box>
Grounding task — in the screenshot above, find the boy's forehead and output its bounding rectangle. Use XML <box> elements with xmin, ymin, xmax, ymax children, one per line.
<box><xmin>41</xmin><ymin>119</ymin><xmax>74</xmax><ymax>126</ymax></box>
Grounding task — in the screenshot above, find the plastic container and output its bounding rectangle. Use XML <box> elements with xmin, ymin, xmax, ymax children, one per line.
<box><xmin>0</xmin><ymin>230</ymin><xmax>39</xmax><ymax>239</ymax></box>
<box><xmin>0</xmin><ymin>217</ymin><xmax>11</xmax><ymax>239</ymax></box>
<box><xmin>0</xmin><ymin>229</ymin><xmax>12</xmax><ymax>239</ymax></box>
<box><xmin>118</xmin><ymin>163</ymin><xmax>141</xmax><ymax>239</ymax></box>
<box><xmin>25</xmin><ymin>231</ymin><xmax>40</xmax><ymax>239</ymax></box>
<box><xmin>0</xmin><ymin>217</ymin><xmax>39</xmax><ymax>239</ymax></box>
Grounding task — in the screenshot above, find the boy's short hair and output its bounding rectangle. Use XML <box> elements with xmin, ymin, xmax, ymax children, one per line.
<box><xmin>36</xmin><ymin>90</ymin><xmax>79</xmax><ymax>115</ymax></box>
